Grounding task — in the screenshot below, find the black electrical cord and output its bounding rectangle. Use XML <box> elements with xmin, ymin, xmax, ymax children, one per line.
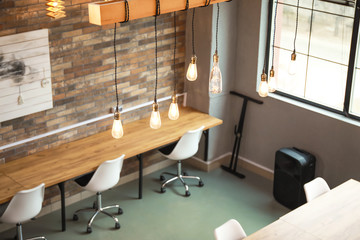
<box><xmin>185</xmin><ymin>0</ymin><xmax>189</xmax><ymax>10</ymax></box>
<box><xmin>192</xmin><ymin>8</ymin><xmax>196</xmax><ymax>56</ymax></box>
<box><xmin>113</xmin><ymin>23</ymin><xmax>119</xmax><ymax>109</ymax></box>
<box><xmin>155</xmin><ymin>0</ymin><xmax>160</xmax><ymax>16</ymax></box>
<box><xmin>123</xmin><ymin>0</ymin><xmax>129</xmax><ymax>22</ymax></box>
<box><xmin>204</xmin><ymin>0</ymin><xmax>211</xmax><ymax>7</ymax></box>
<box><xmin>154</xmin><ymin>14</ymin><xmax>159</xmax><ymax>102</ymax></box>
<box><xmin>271</xmin><ymin>0</ymin><xmax>278</xmax><ymax>66</ymax></box>
<box><xmin>293</xmin><ymin>0</ymin><xmax>300</xmax><ymax>52</ymax></box>
<box><xmin>216</xmin><ymin>3</ymin><xmax>219</xmax><ymax>53</ymax></box>
<box><xmin>173</xmin><ymin>11</ymin><xmax>177</xmax><ymax>93</ymax></box>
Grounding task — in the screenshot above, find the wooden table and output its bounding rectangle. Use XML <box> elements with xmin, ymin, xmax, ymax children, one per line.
<box><xmin>245</xmin><ymin>179</ymin><xmax>360</xmax><ymax>240</ymax></box>
<box><xmin>0</xmin><ymin>107</ymin><xmax>222</xmax><ymax>231</ymax></box>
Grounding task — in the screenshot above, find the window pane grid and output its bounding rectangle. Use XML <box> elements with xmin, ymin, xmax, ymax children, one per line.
<box><xmin>269</xmin><ymin>0</ymin><xmax>358</xmax><ymax>117</ymax></box>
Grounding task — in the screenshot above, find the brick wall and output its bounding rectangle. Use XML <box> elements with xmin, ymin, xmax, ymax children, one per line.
<box><xmin>0</xmin><ymin>0</ymin><xmax>186</xmax><ymax>205</ymax></box>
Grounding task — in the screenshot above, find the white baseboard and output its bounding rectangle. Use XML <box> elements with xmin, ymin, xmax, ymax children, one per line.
<box><xmin>188</xmin><ymin>153</ymin><xmax>274</xmax><ymax>180</ymax></box>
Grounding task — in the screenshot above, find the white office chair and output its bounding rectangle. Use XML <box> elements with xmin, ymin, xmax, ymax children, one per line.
<box><xmin>72</xmin><ymin>154</ymin><xmax>125</xmax><ymax>233</ymax></box>
<box><xmin>0</xmin><ymin>183</ymin><xmax>46</xmax><ymax>240</ymax></box>
<box><xmin>214</xmin><ymin>219</ymin><xmax>247</xmax><ymax>240</ymax></box>
<box><xmin>159</xmin><ymin>126</ymin><xmax>205</xmax><ymax>197</ymax></box>
<box><xmin>304</xmin><ymin>177</ymin><xmax>330</xmax><ymax>202</ymax></box>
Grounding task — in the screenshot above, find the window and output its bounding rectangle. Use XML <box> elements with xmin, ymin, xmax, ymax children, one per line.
<box><xmin>268</xmin><ymin>0</ymin><xmax>360</xmax><ymax>120</ymax></box>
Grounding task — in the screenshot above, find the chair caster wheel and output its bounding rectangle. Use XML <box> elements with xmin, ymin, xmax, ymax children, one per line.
<box><xmin>115</xmin><ymin>222</ymin><xmax>120</xmax><ymax>229</ymax></box>
<box><xmin>118</xmin><ymin>208</ymin><xmax>123</xmax><ymax>215</ymax></box>
<box><xmin>86</xmin><ymin>226</ymin><xmax>92</xmax><ymax>233</ymax></box>
<box><xmin>185</xmin><ymin>191</ymin><xmax>191</xmax><ymax>197</ymax></box>
<box><xmin>93</xmin><ymin>202</ymin><xmax>97</xmax><ymax>209</ymax></box>
<box><xmin>199</xmin><ymin>181</ymin><xmax>204</xmax><ymax>187</ymax></box>
<box><xmin>183</xmin><ymin>171</ymin><xmax>188</xmax><ymax>176</ymax></box>
<box><xmin>160</xmin><ymin>175</ymin><xmax>165</xmax><ymax>181</ymax></box>
<box><xmin>73</xmin><ymin>214</ymin><xmax>78</xmax><ymax>221</ymax></box>
<box><xmin>161</xmin><ymin>187</ymin><xmax>166</xmax><ymax>193</ymax></box>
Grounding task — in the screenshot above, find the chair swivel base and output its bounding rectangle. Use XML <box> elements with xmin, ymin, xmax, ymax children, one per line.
<box><xmin>72</xmin><ymin>192</ymin><xmax>122</xmax><ymax>233</ymax></box>
<box><xmin>15</xmin><ymin>223</ymin><xmax>47</xmax><ymax>240</ymax></box>
<box><xmin>160</xmin><ymin>161</ymin><xmax>204</xmax><ymax>197</ymax></box>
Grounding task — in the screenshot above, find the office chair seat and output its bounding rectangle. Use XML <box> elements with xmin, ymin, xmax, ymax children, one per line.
<box><xmin>72</xmin><ymin>154</ymin><xmax>125</xmax><ymax>233</ymax></box>
<box><xmin>304</xmin><ymin>177</ymin><xmax>330</xmax><ymax>202</ymax></box>
<box><xmin>0</xmin><ymin>183</ymin><xmax>46</xmax><ymax>240</ymax></box>
<box><xmin>214</xmin><ymin>219</ymin><xmax>247</xmax><ymax>240</ymax></box>
<box><xmin>159</xmin><ymin>126</ymin><xmax>205</xmax><ymax>197</ymax></box>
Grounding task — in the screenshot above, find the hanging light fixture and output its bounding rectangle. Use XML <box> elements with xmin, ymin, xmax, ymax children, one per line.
<box><xmin>168</xmin><ymin>12</ymin><xmax>180</xmax><ymax>120</ymax></box>
<box><xmin>186</xmin><ymin>8</ymin><xmax>198</xmax><ymax>81</ymax></box>
<box><xmin>258</xmin><ymin>69</ymin><xmax>269</xmax><ymax>97</ymax></box>
<box><xmin>111</xmin><ymin>23</ymin><xmax>124</xmax><ymax>139</ymax></box>
<box><xmin>46</xmin><ymin>0</ymin><xmax>66</xmax><ymax>19</ymax></box>
<box><xmin>288</xmin><ymin>0</ymin><xmax>300</xmax><ymax>75</ymax></box>
<box><xmin>150</xmin><ymin>2</ymin><xmax>162</xmax><ymax>129</ymax></box>
<box><xmin>268</xmin><ymin>0</ymin><xmax>278</xmax><ymax>92</ymax></box>
<box><xmin>209</xmin><ymin>3</ymin><xmax>222</xmax><ymax>94</ymax></box>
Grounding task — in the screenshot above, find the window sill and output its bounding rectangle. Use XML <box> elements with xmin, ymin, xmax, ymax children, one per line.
<box><xmin>268</xmin><ymin>92</ymin><xmax>360</xmax><ymax>128</ymax></box>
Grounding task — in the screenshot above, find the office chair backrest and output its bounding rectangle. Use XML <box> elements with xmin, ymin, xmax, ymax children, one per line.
<box><xmin>167</xmin><ymin>126</ymin><xmax>204</xmax><ymax>160</ymax></box>
<box><xmin>85</xmin><ymin>154</ymin><xmax>125</xmax><ymax>192</ymax></box>
<box><xmin>304</xmin><ymin>177</ymin><xmax>330</xmax><ymax>202</ymax></box>
<box><xmin>214</xmin><ymin>219</ymin><xmax>247</xmax><ymax>240</ymax></box>
<box><xmin>1</xmin><ymin>183</ymin><xmax>45</xmax><ymax>224</ymax></box>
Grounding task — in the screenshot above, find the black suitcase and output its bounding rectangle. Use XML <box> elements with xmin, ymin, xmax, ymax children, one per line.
<box><xmin>273</xmin><ymin>147</ymin><xmax>316</xmax><ymax>209</ymax></box>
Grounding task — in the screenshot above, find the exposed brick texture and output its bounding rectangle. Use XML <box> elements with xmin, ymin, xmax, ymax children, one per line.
<box><xmin>0</xmin><ymin>0</ymin><xmax>186</xmax><ymax>206</ymax></box>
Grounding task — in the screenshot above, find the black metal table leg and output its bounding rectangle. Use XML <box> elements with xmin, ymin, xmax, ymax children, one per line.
<box><xmin>136</xmin><ymin>154</ymin><xmax>143</xmax><ymax>199</ymax></box>
<box><xmin>57</xmin><ymin>182</ymin><xmax>66</xmax><ymax>231</ymax></box>
<box><xmin>203</xmin><ymin>129</ymin><xmax>209</xmax><ymax>161</ymax></box>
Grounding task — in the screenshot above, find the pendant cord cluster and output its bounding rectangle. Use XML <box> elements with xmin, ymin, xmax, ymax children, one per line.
<box><xmin>113</xmin><ymin>23</ymin><xmax>119</xmax><ymax>108</ymax></box>
<box><xmin>215</xmin><ymin>3</ymin><xmax>219</xmax><ymax>53</ymax></box>
<box><xmin>173</xmin><ymin>11</ymin><xmax>177</xmax><ymax>93</ymax></box>
<box><xmin>293</xmin><ymin>0</ymin><xmax>300</xmax><ymax>52</ymax></box>
<box><xmin>271</xmin><ymin>0</ymin><xmax>278</xmax><ymax>66</ymax></box>
<box><xmin>191</xmin><ymin>8</ymin><xmax>196</xmax><ymax>56</ymax></box>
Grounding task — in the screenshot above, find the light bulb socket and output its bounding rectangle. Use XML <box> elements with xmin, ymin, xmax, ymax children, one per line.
<box><xmin>190</xmin><ymin>55</ymin><xmax>197</xmax><ymax>64</ymax></box>
<box><xmin>213</xmin><ymin>52</ymin><xmax>219</xmax><ymax>63</ymax></box>
<box><xmin>270</xmin><ymin>67</ymin><xmax>275</xmax><ymax>78</ymax></box>
<box><xmin>114</xmin><ymin>110</ymin><xmax>120</xmax><ymax>120</ymax></box>
<box><xmin>261</xmin><ymin>72</ymin><xmax>267</xmax><ymax>82</ymax></box>
<box><xmin>152</xmin><ymin>102</ymin><xmax>159</xmax><ymax>112</ymax></box>
<box><xmin>171</xmin><ymin>95</ymin><xmax>177</xmax><ymax>103</ymax></box>
<box><xmin>291</xmin><ymin>51</ymin><xmax>296</xmax><ymax>61</ymax></box>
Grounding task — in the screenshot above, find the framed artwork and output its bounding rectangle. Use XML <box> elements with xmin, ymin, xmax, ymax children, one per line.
<box><xmin>0</xmin><ymin>29</ymin><xmax>53</xmax><ymax>123</ymax></box>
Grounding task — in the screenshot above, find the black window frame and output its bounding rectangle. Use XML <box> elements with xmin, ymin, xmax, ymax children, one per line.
<box><xmin>265</xmin><ymin>0</ymin><xmax>360</xmax><ymax>121</ymax></box>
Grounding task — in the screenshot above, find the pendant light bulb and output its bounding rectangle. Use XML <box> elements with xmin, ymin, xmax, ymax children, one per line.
<box><xmin>258</xmin><ymin>70</ymin><xmax>269</xmax><ymax>98</ymax></box>
<box><xmin>268</xmin><ymin>66</ymin><xmax>276</xmax><ymax>93</ymax></box>
<box><xmin>186</xmin><ymin>55</ymin><xmax>198</xmax><ymax>81</ymax></box>
<box><xmin>168</xmin><ymin>95</ymin><xmax>179</xmax><ymax>120</ymax></box>
<box><xmin>209</xmin><ymin>52</ymin><xmax>222</xmax><ymax>94</ymax></box>
<box><xmin>150</xmin><ymin>102</ymin><xmax>161</xmax><ymax>129</ymax></box>
<box><xmin>288</xmin><ymin>50</ymin><xmax>297</xmax><ymax>75</ymax></box>
<box><xmin>112</xmin><ymin>109</ymin><xmax>124</xmax><ymax>139</ymax></box>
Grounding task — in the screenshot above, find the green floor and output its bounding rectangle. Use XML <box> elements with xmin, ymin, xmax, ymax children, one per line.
<box><xmin>0</xmin><ymin>164</ymin><xmax>289</xmax><ymax>240</ymax></box>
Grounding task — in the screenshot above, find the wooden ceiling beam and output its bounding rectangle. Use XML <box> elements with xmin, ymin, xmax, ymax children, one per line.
<box><xmin>88</xmin><ymin>0</ymin><xmax>230</xmax><ymax>26</ymax></box>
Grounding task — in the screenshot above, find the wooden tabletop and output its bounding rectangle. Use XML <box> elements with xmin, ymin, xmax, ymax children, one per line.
<box><xmin>280</xmin><ymin>179</ymin><xmax>360</xmax><ymax>240</ymax></box>
<box><xmin>0</xmin><ymin>107</ymin><xmax>222</xmax><ymax>204</ymax></box>
<box><xmin>245</xmin><ymin>179</ymin><xmax>360</xmax><ymax>240</ymax></box>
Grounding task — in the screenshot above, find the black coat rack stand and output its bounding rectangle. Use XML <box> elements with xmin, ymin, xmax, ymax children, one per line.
<box><xmin>221</xmin><ymin>91</ymin><xmax>263</xmax><ymax>178</ymax></box>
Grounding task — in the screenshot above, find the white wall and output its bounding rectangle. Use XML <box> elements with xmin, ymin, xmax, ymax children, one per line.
<box><xmin>233</xmin><ymin>0</ymin><xmax>360</xmax><ymax>187</ymax></box>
